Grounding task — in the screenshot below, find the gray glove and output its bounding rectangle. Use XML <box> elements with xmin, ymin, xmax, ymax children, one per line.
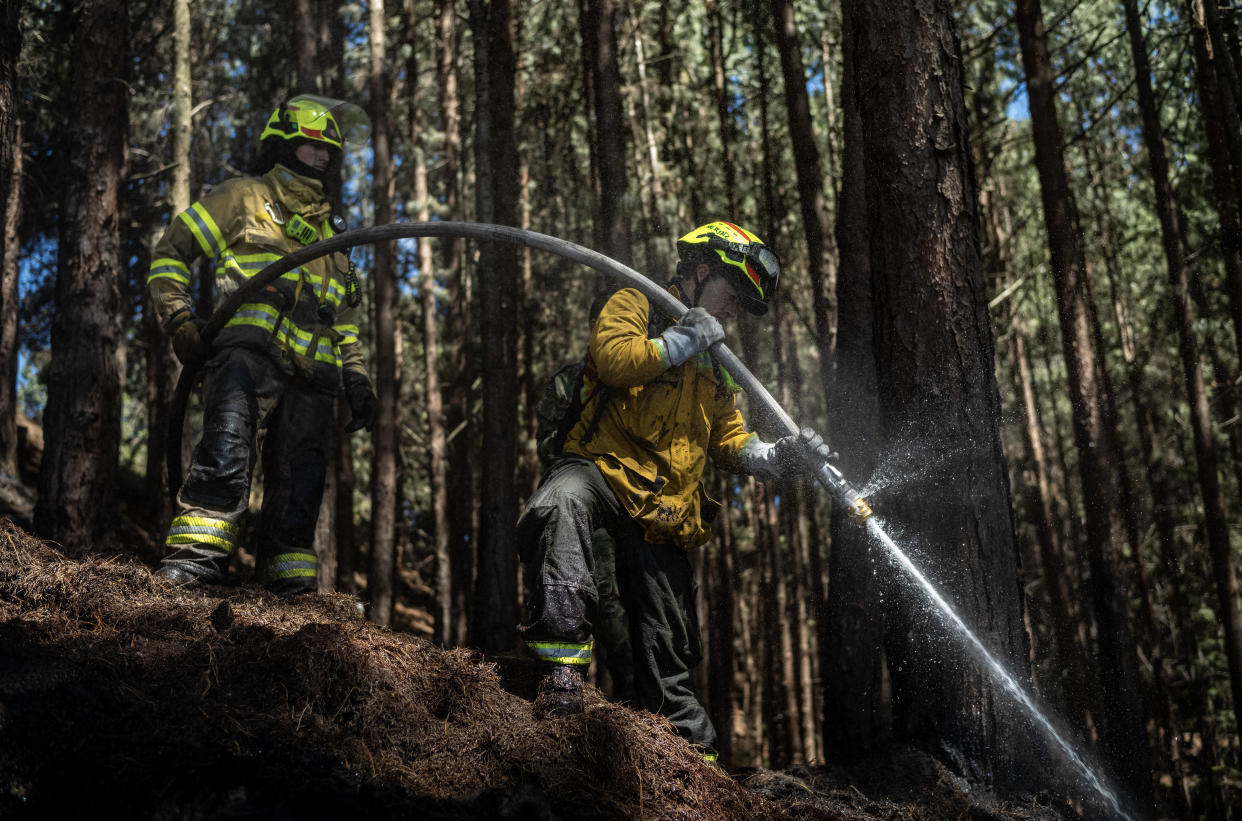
<box><xmin>741</xmin><ymin>427</ymin><xmax>834</xmax><ymax>482</ymax></box>
<box><xmin>659</xmin><ymin>307</ymin><xmax>725</xmax><ymax>367</ymax></box>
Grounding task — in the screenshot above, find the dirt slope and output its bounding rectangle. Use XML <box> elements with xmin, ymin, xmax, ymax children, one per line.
<box><xmin>0</xmin><ymin>519</ymin><xmax>1062</xmax><ymax>820</ymax></box>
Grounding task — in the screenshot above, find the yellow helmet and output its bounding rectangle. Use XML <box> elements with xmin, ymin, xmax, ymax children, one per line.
<box><xmin>676</xmin><ymin>221</ymin><xmax>780</xmax><ymax>315</ymax></box>
<box><xmin>259</xmin><ymin>94</ymin><xmax>371</xmax><ymax>152</ymax></box>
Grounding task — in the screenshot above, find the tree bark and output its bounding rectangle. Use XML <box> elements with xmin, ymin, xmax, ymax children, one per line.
<box><xmin>1188</xmin><ymin>0</ymin><xmax>1242</xmax><ymax>359</ymax></box>
<box><xmin>35</xmin><ymin>0</ymin><xmax>128</xmax><ymax>549</ymax></box>
<box><xmin>708</xmin><ymin>472</ymin><xmax>737</xmax><ymax>764</ymax></box>
<box><xmin>1014</xmin><ymin>0</ymin><xmax>1154</xmax><ymax>809</ymax></box>
<box><xmin>824</xmin><ymin>0</ymin><xmax>886</xmax><ymax>757</ymax></box>
<box><xmin>577</xmin><ymin>0</ymin><xmax>630</xmax><ymax>264</ymax></box>
<box><xmin>708</xmin><ymin>2</ymin><xmax>738</xmax><ymax>218</ymax></box>
<box><xmin>411</xmin><ymin>93</ymin><xmax>451</xmax><ymax>647</ymax></box>
<box><xmin>856</xmin><ymin>0</ymin><xmax>1032</xmax><ymax>788</ymax></box>
<box><xmin>0</xmin><ymin>1</ymin><xmax>22</xmax><ymax>473</ymax></box>
<box><xmin>435</xmin><ymin>0</ymin><xmax>474</xmax><ymax>648</ymax></box>
<box><xmin>1124</xmin><ymin>0</ymin><xmax>1242</xmax><ymax>748</ymax></box>
<box><xmin>770</xmin><ymin>0</ymin><xmax>836</xmax><ymax>395</ymax></box>
<box><xmin>469</xmin><ymin>0</ymin><xmax>520</xmax><ymax>654</ymax></box>
<box><xmin>144</xmin><ymin>0</ymin><xmax>191</xmax><ymax>520</ymax></box>
<box><xmin>367</xmin><ymin>0</ymin><xmax>400</xmax><ymax>626</ymax></box>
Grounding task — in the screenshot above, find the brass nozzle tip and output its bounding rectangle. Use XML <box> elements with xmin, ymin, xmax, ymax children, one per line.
<box><xmin>848</xmin><ymin>498</ymin><xmax>873</xmax><ymax>523</ymax></box>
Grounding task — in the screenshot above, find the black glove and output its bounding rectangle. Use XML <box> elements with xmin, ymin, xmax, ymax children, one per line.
<box><xmin>343</xmin><ymin>371</ymin><xmax>378</xmax><ymax>433</ymax></box>
<box><xmin>168</xmin><ymin>311</ymin><xmax>208</xmax><ymax>367</ymax></box>
<box><xmin>771</xmin><ymin>427</ymin><xmax>834</xmax><ymax>477</ymax></box>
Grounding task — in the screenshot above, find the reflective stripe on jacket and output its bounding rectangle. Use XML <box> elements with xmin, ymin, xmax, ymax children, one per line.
<box><xmin>564</xmin><ymin>287</ymin><xmax>755</xmax><ymax>549</ymax></box>
<box><xmin>147</xmin><ymin>164</ymin><xmax>367</xmax><ymax>389</ymax></box>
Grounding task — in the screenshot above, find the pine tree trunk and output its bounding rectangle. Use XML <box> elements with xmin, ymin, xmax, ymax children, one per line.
<box><xmin>413</xmin><ymin>141</ymin><xmax>451</xmax><ymax>647</ymax></box>
<box><xmin>856</xmin><ymin>0</ymin><xmax>1032</xmax><ymax>788</ymax></box>
<box><xmin>334</xmin><ymin>399</ymin><xmax>358</xmax><ymax>594</ymax></box>
<box><xmin>367</xmin><ymin>0</ymin><xmax>399</xmax><ymax>626</ymax></box>
<box><xmin>709</xmin><ymin>472</ymin><xmax>737</xmax><ymax>764</ymax></box>
<box><xmin>1188</xmin><ymin>0</ymin><xmax>1242</xmax><ymax>362</ymax></box>
<box><xmin>35</xmin><ymin>0</ymin><xmax>128</xmax><ymax>548</ymax></box>
<box><xmin>1126</xmin><ymin>0</ymin><xmax>1242</xmax><ymax>773</ymax></box>
<box><xmin>1014</xmin><ymin>0</ymin><xmax>1154</xmax><ymax>809</ymax></box>
<box><xmin>824</xmin><ymin>0</ymin><xmax>886</xmax><ymax>757</ymax></box>
<box><xmin>470</xmin><ymin>0</ymin><xmax>520</xmax><ymax>654</ymax></box>
<box><xmin>708</xmin><ymin>3</ymin><xmax>738</xmax><ymax>217</ymax></box>
<box><xmin>0</xmin><ymin>1</ymin><xmax>22</xmax><ymax>473</ymax></box>
<box><xmin>435</xmin><ymin>0</ymin><xmax>474</xmax><ymax>648</ymax></box>
<box><xmin>771</xmin><ymin>0</ymin><xmax>835</xmax><ymax>394</ymax></box>
<box><xmin>578</xmin><ymin>0</ymin><xmax>630</xmax><ymax>264</ymax></box>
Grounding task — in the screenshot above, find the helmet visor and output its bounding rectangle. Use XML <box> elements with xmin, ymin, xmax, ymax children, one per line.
<box><xmin>710</xmin><ymin>237</ymin><xmax>780</xmax><ymax>308</ymax></box>
<box><xmin>285</xmin><ymin>94</ymin><xmax>372</xmax><ymax>148</ymax></box>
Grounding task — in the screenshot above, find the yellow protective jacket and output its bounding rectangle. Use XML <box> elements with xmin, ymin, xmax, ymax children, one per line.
<box><xmin>564</xmin><ymin>287</ymin><xmax>756</xmax><ymax>549</ymax></box>
<box><xmin>147</xmin><ymin>164</ymin><xmax>368</xmax><ymax>390</ymax></box>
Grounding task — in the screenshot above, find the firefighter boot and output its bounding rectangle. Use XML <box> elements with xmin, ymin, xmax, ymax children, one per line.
<box><xmin>533</xmin><ymin>664</ymin><xmax>585</xmax><ymax>718</ymax></box>
<box><xmin>154</xmin><ymin>545</ymin><xmax>231</xmax><ymax>587</ymax></box>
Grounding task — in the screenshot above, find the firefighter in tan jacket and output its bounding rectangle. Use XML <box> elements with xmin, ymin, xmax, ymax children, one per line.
<box><xmin>148</xmin><ymin>95</ymin><xmax>375</xmax><ymax>594</ymax></box>
<box><xmin>517</xmin><ymin>221</ymin><xmax>829</xmax><ymax>760</ymax></box>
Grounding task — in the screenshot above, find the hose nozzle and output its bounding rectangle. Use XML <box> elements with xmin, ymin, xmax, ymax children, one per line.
<box><xmin>814</xmin><ymin>461</ymin><xmax>874</xmax><ymax>524</ymax></box>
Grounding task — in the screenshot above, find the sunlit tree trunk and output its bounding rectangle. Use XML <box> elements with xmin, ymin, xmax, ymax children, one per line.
<box><xmin>35</xmin><ymin>0</ymin><xmax>128</xmax><ymax>549</ymax></box>
<box><xmin>407</xmin><ymin>52</ymin><xmax>452</xmax><ymax>647</ymax></box>
<box><xmin>367</xmin><ymin>0</ymin><xmax>399</xmax><ymax>626</ymax></box>
<box><xmin>470</xmin><ymin>0</ymin><xmax>520</xmax><ymax>654</ymax></box>
<box><xmin>1015</xmin><ymin>0</ymin><xmax>1154</xmax><ymax>809</ymax></box>
<box><xmin>144</xmin><ymin>0</ymin><xmax>189</xmax><ymax>523</ymax></box>
<box><xmin>0</xmin><ymin>1</ymin><xmax>22</xmax><ymax>473</ymax></box>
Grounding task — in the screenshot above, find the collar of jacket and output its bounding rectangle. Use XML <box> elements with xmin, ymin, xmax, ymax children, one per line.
<box><xmin>264</xmin><ymin>164</ymin><xmax>330</xmax><ymax>221</ymax></box>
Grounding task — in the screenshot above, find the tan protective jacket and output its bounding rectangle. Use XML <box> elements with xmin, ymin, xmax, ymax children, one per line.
<box><xmin>564</xmin><ymin>287</ymin><xmax>756</xmax><ymax>549</ymax></box>
<box><xmin>147</xmin><ymin>164</ymin><xmax>367</xmax><ymax>390</ymax></box>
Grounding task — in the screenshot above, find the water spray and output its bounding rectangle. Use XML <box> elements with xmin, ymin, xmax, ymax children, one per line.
<box><xmin>165</xmin><ymin>222</ymin><xmax>1123</xmax><ymax>816</ymax></box>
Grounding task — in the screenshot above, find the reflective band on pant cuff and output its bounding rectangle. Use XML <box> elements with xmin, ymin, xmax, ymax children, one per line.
<box><xmin>525</xmin><ymin>640</ymin><xmax>593</xmax><ymax>666</ymax></box>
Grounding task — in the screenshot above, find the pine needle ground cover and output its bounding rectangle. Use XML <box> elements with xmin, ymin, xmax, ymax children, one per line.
<box><xmin>0</xmin><ymin>518</ymin><xmax>1059</xmax><ymax>820</ymax></box>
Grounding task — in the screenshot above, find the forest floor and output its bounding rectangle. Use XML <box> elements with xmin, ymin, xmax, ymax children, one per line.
<box><xmin>0</xmin><ymin>516</ymin><xmax>1073</xmax><ymax>820</ymax></box>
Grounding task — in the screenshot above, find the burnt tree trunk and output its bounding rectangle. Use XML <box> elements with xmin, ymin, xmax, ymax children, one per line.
<box><xmin>824</xmin><ymin>0</ymin><xmax>886</xmax><ymax>757</ymax></box>
<box><xmin>36</xmin><ymin>0</ymin><xmax>128</xmax><ymax>549</ymax></box>
<box><xmin>855</xmin><ymin>0</ymin><xmax>1032</xmax><ymax>787</ymax></box>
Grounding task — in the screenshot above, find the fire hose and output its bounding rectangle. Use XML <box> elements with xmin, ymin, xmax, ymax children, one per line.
<box><xmin>167</xmin><ymin>221</ymin><xmax>872</xmax><ymax>522</ymax></box>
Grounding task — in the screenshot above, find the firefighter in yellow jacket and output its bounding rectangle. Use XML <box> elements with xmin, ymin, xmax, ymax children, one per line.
<box><xmin>148</xmin><ymin>95</ymin><xmax>375</xmax><ymax>594</ymax></box>
<box><xmin>517</xmin><ymin>221</ymin><xmax>829</xmax><ymax>759</ymax></box>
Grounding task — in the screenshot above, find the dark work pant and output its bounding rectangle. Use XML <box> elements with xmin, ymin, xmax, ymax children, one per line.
<box><xmin>517</xmin><ymin>456</ymin><xmax>716</xmax><ymax>750</ymax></box>
<box><xmin>163</xmin><ymin>346</ymin><xmax>333</xmax><ymax>591</ymax></box>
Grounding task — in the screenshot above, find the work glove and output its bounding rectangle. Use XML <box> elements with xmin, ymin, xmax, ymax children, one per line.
<box><xmin>168</xmin><ymin>311</ymin><xmax>208</xmax><ymax>367</ymax></box>
<box><xmin>741</xmin><ymin>426</ymin><xmax>834</xmax><ymax>483</ymax></box>
<box><xmin>343</xmin><ymin>371</ymin><xmax>378</xmax><ymax>433</ymax></box>
<box><xmin>659</xmin><ymin>307</ymin><xmax>725</xmax><ymax>368</ymax></box>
